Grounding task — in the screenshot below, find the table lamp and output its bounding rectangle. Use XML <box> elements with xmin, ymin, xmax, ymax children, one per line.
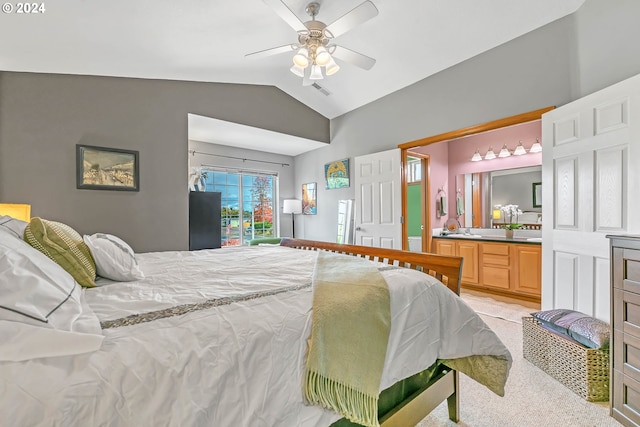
<box><xmin>283</xmin><ymin>199</ymin><xmax>302</xmax><ymax>238</ymax></box>
<box><xmin>0</xmin><ymin>203</ymin><xmax>31</xmax><ymax>222</ymax></box>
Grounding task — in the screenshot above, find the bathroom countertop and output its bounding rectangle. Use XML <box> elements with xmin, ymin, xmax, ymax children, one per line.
<box><xmin>432</xmin><ymin>234</ymin><xmax>542</xmax><ymax>245</ymax></box>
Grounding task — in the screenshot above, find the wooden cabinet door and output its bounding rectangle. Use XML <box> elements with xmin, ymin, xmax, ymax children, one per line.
<box><xmin>514</xmin><ymin>245</ymin><xmax>541</xmax><ymax>296</ymax></box>
<box><xmin>480</xmin><ymin>242</ymin><xmax>511</xmax><ymax>290</ymax></box>
<box><xmin>457</xmin><ymin>241</ymin><xmax>479</xmax><ymax>284</ymax></box>
<box><xmin>433</xmin><ymin>239</ymin><xmax>456</xmax><ymax>256</ymax></box>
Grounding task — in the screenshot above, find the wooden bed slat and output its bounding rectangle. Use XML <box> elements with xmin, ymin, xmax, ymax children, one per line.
<box><xmin>280</xmin><ymin>238</ymin><xmax>463</xmax><ymax>295</ymax></box>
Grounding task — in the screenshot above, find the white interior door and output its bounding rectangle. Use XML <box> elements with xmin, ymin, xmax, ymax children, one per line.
<box><xmin>542</xmin><ymin>72</ymin><xmax>640</xmax><ymax>322</ymax></box>
<box><xmin>354</xmin><ymin>149</ymin><xmax>402</xmax><ymax>248</ymax></box>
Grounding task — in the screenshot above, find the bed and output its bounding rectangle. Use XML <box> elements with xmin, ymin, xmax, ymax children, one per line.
<box><xmin>0</xmin><ymin>217</ymin><xmax>512</xmax><ymax>427</ymax></box>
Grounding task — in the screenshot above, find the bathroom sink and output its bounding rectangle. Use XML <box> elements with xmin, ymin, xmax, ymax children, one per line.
<box><xmin>526</xmin><ymin>237</ymin><xmax>542</xmax><ymax>242</ymax></box>
<box><xmin>452</xmin><ymin>234</ymin><xmax>483</xmax><ymax>238</ymax></box>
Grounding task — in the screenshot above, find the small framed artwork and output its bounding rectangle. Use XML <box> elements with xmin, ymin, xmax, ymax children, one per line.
<box><xmin>532</xmin><ymin>182</ymin><xmax>542</xmax><ymax>208</ymax></box>
<box><xmin>302</xmin><ymin>182</ymin><xmax>317</xmax><ymax>215</ymax></box>
<box><xmin>76</xmin><ymin>144</ymin><xmax>139</xmax><ymax>191</ymax></box>
<box><xmin>324</xmin><ymin>158</ymin><xmax>350</xmax><ymax>189</ymax></box>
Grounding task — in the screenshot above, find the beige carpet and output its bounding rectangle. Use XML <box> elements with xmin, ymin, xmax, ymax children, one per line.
<box><xmin>416</xmin><ymin>295</ymin><xmax>621</xmax><ymax>427</ymax></box>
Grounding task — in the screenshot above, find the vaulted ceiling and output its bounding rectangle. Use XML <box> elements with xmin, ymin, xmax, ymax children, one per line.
<box><xmin>1</xmin><ymin>0</ymin><xmax>585</xmax><ymax>119</ymax></box>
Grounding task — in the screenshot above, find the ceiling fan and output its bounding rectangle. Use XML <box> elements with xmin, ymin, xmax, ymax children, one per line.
<box><xmin>246</xmin><ymin>0</ymin><xmax>378</xmax><ymax>85</ymax></box>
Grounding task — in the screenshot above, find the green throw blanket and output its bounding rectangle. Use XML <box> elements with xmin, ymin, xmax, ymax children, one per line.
<box><xmin>304</xmin><ymin>251</ymin><xmax>391</xmax><ymax>427</ymax></box>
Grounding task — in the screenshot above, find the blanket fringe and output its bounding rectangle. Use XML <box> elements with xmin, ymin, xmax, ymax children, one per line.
<box><xmin>304</xmin><ymin>370</ymin><xmax>380</xmax><ymax>427</ymax></box>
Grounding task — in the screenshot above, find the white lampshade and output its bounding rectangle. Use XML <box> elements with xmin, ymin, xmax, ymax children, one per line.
<box><xmin>484</xmin><ymin>147</ymin><xmax>496</xmax><ymax>160</ymax></box>
<box><xmin>529</xmin><ymin>138</ymin><xmax>542</xmax><ymax>153</ymax></box>
<box><xmin>315</xmin><ymin>46</ymin><xmax>331</xmax><ymax>66</ymax></box>
<box><xmin>471</xmin><ymin>148</ymin><xmax>482</xmax><ymax>162</ymax></box>
<box><xmin>513</xmin><ymin>141</ymin><xmax>527</xmax><ymax>156</ymax></box>
<box><xmin>283</xmin><ymin>199</ymin><xmax>302</xmax><ymax>214</ymax></box>
<box><xmin>309</xmin><ymin>64</ymin><xmax>323</xmax><ymax>80</ymax></box>
<box><xmin>293</xmin><ymin>47</ymin><xmax>309</xmax><ymax>67</ymax></box>
<box><xmin>290</xmin><ymin>64</ymin><xmax>305</xmax><ymax>77</ymax></box>
<box><xmin>498</xmin><ymin>144</ymin><xmax>511</xmax><ymax>158</ymax></box>
<box><xmin>325</xmin><ymin>57</ymin><xmax>340</xmax><ymax>75</ymax></box>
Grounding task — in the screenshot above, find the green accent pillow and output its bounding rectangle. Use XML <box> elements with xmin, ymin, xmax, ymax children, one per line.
<box><xmin>24</xmin><ymin>218</ymin><xmax>96</xmax><ymax>288</ymax></box>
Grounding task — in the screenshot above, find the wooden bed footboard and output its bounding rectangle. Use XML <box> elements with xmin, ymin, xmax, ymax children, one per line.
<box><xmin>281</xmin><ymin>238</ymin><xmax>463</xmax><ymax>426</ymax></box>
<box><xmin>280</xmin><ymin>238</ymin><xmax>463</xmax><ymax>295</ymax></box>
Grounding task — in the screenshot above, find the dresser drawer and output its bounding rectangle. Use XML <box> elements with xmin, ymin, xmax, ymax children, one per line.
<box><xmin>612</xmin><ymin>247</ymin><xmax>640</xmax><ymax>293</ymax></box>
<box><xmin>614</xmin><ymin>330</ymin><xmax>640</xmax><ymax>383</ymax></box>
<box><xmin>613</xmin><ymin>369</ymin><xmax>640</xmax><ymax>426</ymax></box>
<box><xmin>614</xmin><ymin>289</ymin><xmax>640</xmax><ymax>339</ymax></box>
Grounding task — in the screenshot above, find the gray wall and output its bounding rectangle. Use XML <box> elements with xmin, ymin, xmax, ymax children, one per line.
<box><xmin>294</xmin><ymin>0</ymin><xmax>640</xmax><ymax>243</ymax></box>
<box><xmin>0</xmin><ymin>74</ymin><xmax>329</xmax><ymax>252</ymax></box>
<box><xmin>294</xmin><ymin>14</ymin><xmax>575</xmax><ymax>242</ymax></box>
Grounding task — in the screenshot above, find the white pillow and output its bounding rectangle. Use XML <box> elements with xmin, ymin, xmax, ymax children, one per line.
<box><xmin>0</xmin><ymin>215</ymin><xmax>28</xmax><ymax>239</ymax></box>
<box><xmin>0</xmin><ymin>227</ymin><xmax>103</xmax><ymax>361</ymax></box>
<box><xmin>83</xmin><ymin>233</ymin><xmax>144</xmax><ymax>282</ymax></box>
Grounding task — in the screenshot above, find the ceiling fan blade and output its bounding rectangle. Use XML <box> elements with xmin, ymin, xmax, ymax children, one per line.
<box><xmin>245</xmin><ymin>44</ymin><xmax>295</xmax><ymax>59</ymax></box>
<box><xmin>263</xmin><ymin>0</ymin><xmax>308</xmax><ymax>33</ymax></box>
<box><xmin>332</xmin><ymin>45</ymin><xmax>376</xmax><ymax>70</ymax></box>
<box><xmin>325</xmin><ymin>1</ymin><xmax>379</xmax><ymax>38</ymax></box>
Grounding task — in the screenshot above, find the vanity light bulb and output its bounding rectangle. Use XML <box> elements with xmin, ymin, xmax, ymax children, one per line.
<box><xmin>513</xmin><ymin>141</ymin><xmax>527</xmax><ymax>156</ymax></box>
<box><xmin>498</xmin><ymin>144</ymin><xmax>511</xmax><ymax>158</ymax></box>
<box><xmin>484</xmin><ymin>147</ymin><xmax>496</xmax><ymax>160</ymax></box>
<box><xmin>529</xmin><ymin>138</ymin><xmax>542</xmax><ymax>153</ymax></box>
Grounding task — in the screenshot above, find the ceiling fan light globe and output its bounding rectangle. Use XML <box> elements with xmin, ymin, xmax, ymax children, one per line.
<box><xmin>325</xmin><ymin>58</ymin><xmax>340</xmax><ymax>75</ymax></box>
<box><xmin>315</xmin><ymin>46</ymin><xmax>331</xmax><ymax>66</ymax></box>
<box><xmin>293</xmin><ymin>47</ymin><xmax>309</xmax><ymax>67</ymax></box>
<box><xmin>290</xmin><ymin>64</ymin><xmax>305</xmax><ymax>77</ymax></box>
<box><xmin>310</xmin><ymin>64</ymin><xmax>324</xmax><ymax>80</ymax></box>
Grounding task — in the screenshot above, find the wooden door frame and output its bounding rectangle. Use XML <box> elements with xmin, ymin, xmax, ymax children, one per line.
<box><xmin>402</xmin><ymin>152</ymin><xmax>430</xmax><ymax>252</ymax></box>
<box><xmin>399</xmin><ymin>106</ymin><xmax>554</xmax><ymax>252</ymax></box>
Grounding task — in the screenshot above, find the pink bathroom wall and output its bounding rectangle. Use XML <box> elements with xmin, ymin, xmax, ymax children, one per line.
<box><xmin>409</xmin><ymin>120</ymin><xmax>542</xmax><ymax>229</ymax></box>
<box><xmin>447</xmin><ymin>120</ymin><xmax>542</xmax><ymax>219</ymax></box>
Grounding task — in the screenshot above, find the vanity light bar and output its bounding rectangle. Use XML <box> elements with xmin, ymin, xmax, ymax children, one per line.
<box><xmin>470</xmin><ymin>139</ymin><xmax>541</xmax><ymax>161</ymax></box>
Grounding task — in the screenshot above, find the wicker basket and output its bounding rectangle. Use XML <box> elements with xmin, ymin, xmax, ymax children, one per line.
<box><xmin>522</xmin><ymin>316</ymin><xmax>609</xmax><ymax>402</ymax></box>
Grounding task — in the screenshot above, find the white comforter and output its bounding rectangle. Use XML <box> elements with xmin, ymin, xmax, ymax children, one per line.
<box><xmin>0</xmin><ymin>245</ymin><xmax>510</xmax><ymax>427</ymax></box>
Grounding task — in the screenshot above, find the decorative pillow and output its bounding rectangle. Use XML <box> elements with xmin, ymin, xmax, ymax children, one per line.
<box><xmin>531</xmin><ymin>309</ymin><xmax>610</xmax><ymax>349</ymax></box>
<box><xmin>83</xmin><ymin>233</ymin><xmax>144</xmax><ymax>282</ymax></box>
<box><xmin>0</xmin><ymin>226</ymin><xmax>103</xmax><ymax>361</ymax></box>
<box><xmin>24</xmin><ymin>217</ymin><xmax>97</xmax><ymax>288</ymax></box>
<box><xmin>0</xmin><ymin>215</ymin><xmax>28</xmax><ymax>239</ymax></box>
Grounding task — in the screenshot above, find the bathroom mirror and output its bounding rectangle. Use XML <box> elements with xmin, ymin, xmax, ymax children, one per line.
<box><xmin>337</xmin><ymin>199</ymin><xmax>355</xmax><ymax>244</ymax></box>
<box><xmin>462</xmin><ymin>166</ymin><xmax>542</xmax><ymax>228</ymax></box>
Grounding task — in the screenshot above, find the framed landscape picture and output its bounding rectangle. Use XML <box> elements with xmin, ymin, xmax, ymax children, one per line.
<box><xmin>324</xmin><ymin>158</ymin><xmax>350</xmax><ymax>189</ymax></box>
<box><xmin>302</xmin><ymin>182</ymin><xmax>317</xmax><ymax>215</ymax></box>
<box><xmin>76</xmin><ymin>144</ymin><xmax>139</xmax><ymax>191</ymax></box>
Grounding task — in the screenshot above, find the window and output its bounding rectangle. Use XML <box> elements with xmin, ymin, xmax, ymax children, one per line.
<box><xmin>407</xmin><ymin>158</ymin><xmax>422</xmax><ymax>183</ymax></box>
<box><xmin>202</xmin><ymin>168</ymin><xmax>278</xmax><ymax>246</ymax></box>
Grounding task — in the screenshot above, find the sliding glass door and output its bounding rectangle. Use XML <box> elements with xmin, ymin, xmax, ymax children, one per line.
<box><xmin>202</xmin><ymin>168</ymin><xmax>278</xmax><ymax>246</ymax></box>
